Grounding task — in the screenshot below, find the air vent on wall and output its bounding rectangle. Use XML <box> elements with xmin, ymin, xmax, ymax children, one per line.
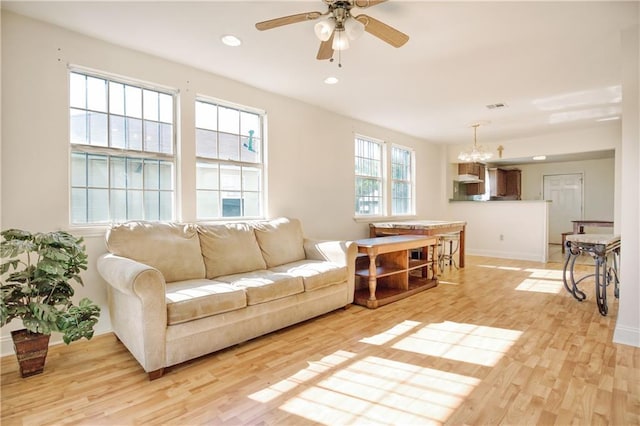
<box><xmin>486</xmin><ymin>102</ymin><xmax>508</xmax><ymax>110</ymax></box>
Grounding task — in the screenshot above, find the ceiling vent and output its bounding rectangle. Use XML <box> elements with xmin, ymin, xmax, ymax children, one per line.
<box><xmin>486</xmin><ymin>102</ymin><xmax>508</xmax><ymax>110</ymax></box>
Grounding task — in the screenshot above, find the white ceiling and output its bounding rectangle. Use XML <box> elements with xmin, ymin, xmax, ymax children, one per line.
<box><xmin>2</xmin><ymin>1</ymin><xmax>636</xmax><ymax>148</ymax></box>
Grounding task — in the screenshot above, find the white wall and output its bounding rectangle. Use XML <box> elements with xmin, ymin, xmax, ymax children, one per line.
<box><xmin>448</xmin><ymin>200</ymin><xmax>549</xmax><ymax>262</ymax></box>
<box><xmin>0</xmin><ymin>12</ymin><xmax>444</xmax><ymax>352</ymax></box>
<box><xmin>614</xmin><ymin>19</ymin><xmax>640</xmax><ymax>347</ymax></box>
<box><xmin>519</xmin><ymin>157</ymin><xmax>615</xmax><ymax>220</ymax></box>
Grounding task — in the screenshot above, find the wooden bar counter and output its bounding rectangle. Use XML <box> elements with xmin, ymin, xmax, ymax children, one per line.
<box><xmin>369</xmin><ymin>220</ymin><xmax>467</xmax><ymax>267</ymax></box>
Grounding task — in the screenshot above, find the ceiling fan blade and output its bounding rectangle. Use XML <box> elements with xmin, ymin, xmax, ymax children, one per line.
<box><xmin>255</xmin><ymin>11</ymin><xmax>322</xmax><ymax>31</ymax></box>
<box><xmin>354</xmin><ymin>14</ymin><xmax>409</xmax><ymax>47</ymax></box>
<box><xmin>353</xmin><ymin>0</ymin><xmax>388</xmax><ymax>8</ymax></box>
<box><xmin>317</xmin><ymin>32</ymin><xmax>335</xmax><ymax>60</ymax></box>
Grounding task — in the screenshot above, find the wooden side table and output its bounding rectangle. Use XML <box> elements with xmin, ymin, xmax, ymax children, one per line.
<box><xmin>354</xmin><ymin>235</ymin><xmax>438</xmax><ymax>309</ymax></box>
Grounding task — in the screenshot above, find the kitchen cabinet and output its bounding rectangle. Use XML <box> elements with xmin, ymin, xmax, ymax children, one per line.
<box><xmin>458</xmin><ymin>162</ymin><xmax>486</xmax><ymax>195</ymax></box>
<box><xmin>489</xmin><ymin>168</ymin><xmax>521</xmax><ymax>199</ymax></box>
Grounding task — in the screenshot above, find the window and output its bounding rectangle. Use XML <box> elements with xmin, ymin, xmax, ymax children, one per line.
<box><xmin>195</xmin><ymin>99</ymin><xmax>265</xmax><ymax>219</ymax></box>
<box><xmin>69</xmin><ymin>71</ymin><xmax>176</xmax><ymax>224</ymax></box>
<box><xmin>355</xmin><ymin>136</ymin><xmax>384</xmax><ymax>216</ymax></box>
<box><xmin>354</xmin><ymin>135</ymin><xmax>414</xmax><ymax>217</ymax></box>
<box><xmin>391</xmin><ymin>145</ymin><xmax>414</xmax><ymax>215</ymax></box>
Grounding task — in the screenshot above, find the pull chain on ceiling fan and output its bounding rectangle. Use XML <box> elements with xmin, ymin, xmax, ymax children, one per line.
<box><xmin>255</xmin><ymin>0</ymin><xmax>409</xmax><ymax>66</ymax></box>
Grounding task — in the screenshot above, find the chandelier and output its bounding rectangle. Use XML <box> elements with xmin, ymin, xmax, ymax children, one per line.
<box><xmin>458</xmin><ymin>123</ymin><xmax>493</xmax><ymax>162</ymax></box>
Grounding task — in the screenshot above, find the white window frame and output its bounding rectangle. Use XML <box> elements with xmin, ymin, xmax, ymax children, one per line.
<box><xmin>68</xmin><ymin>68</ymin><xmax>177</xmax><ymax>225</ymax></box>
<box><xmin>195</xmin><ymin>97</ymin><xmax>266</xmax><ymax>220</ymax></box>
<box><xmin>354</xmin><ymin>134</ymin><xmax>415</xmax><ymax>219</ymax></box>
<box><xmin>355</xmin><ymin>135</ymin><xmax>386</xmax><ymax>217</ymax></box>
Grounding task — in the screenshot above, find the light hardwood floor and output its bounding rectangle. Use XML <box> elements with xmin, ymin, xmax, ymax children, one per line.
<box><xmin>2</xmin><ymin>255</ymin><xmax>638</xmax><ymax>425</ymax></box>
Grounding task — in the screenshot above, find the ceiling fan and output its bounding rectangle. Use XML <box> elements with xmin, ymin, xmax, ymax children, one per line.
<box><xmin>255</xmin><ymin>0</ymin><xmax>409</xmax><ymax>63</ymax></box>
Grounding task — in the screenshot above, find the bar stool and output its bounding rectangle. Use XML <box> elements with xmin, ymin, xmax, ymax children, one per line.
<box><xmin>437</xmin><ymin>232</ymin><xmax>460</xmax><ymax>270</ymax></box>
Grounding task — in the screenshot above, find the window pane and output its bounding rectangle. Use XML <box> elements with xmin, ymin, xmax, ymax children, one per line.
<box><xmin>159</xmin><ymin>162</ymin><xmax>173</xmax><ymax>190</ymax></box>
<box><xmin>110</xmin><ymin>115</ymin><xmax>126</xmax><ymax>149</ymax></box>
<box><xmin>219</xmin><ymin>133</ymin><xmax>240</xmax><ymax>161</ymax></box>
<box><xmin>127</xmin><ymin>190</ymin><xmax>143</xmax><ymax>218</ymax></box>
<box><xmin>197</xmin><ymin>190</ymin><xmax>219</xmax><ymax>218</ymax></box>
<box><xmin>71</xmin><ymin>188</ymin><xmax>87</xmax><ymax>223</ymax></box>
<box><xmin>87</xmin><ymin>188</ymin><xmax>109</xmax><ymax>222</ymax></box>
<box><xmin>70</xmin><ymin>73</ymin><xmax>86</xmax><ymax>109</ymax></box>
<box><xmin>159</xmin><ymin>93</ymin><xmax>173</xmax><ymax>123</ymax></box>
<box><xmin>71</xmin><ymin>152</ymin><xmax>86</xmax><ymax>186</ymax></box>
<box><xmin>110</xmin><ymin>189</ymin><xmax>127</xmax><ymax>222</ymax></box>
<box><xmin>196</xmin><ymin>163</ymin><xmax>219</xmax><ymax>190</ymax></box>
<box><xmin>159</xmin><ymin>191</ymin><xmax>173</xmax><ymax>220</ymax></box>
<box><xmin>222</xmin><ymin>194</ymin><xmax>242</xmax><ymax>217</ymax></box>
<box><xmin>144</xmin><ymin>120</ymin><xmax>159</xmax><ymax>152</ymax></box>
<box><xmin>144</xmin><ymin>161</ymin><xmax>159</xmax><ymax>190</ymax></box>
<box><xmin>243</xmin><ymin>192</ymin><xmax>261</xmax><ymax>217</ymax></box>
<box><xmin>87</xmin><ymin>155</ymin><xmax>108</xmax><ymax>188</ymax></box>
<box><xmin>196</xmin><ymin>101</ymin><xmax>217</xmax><ymax>131</ymax></box>
<box><xmin>159</xmin><ymin>123</ymin><xmax>173</xmax><ymax>154</ymax></box>
<box><xmin>144</xmin><ymin>191</ymin><xmax>160</xmax><ymax>220</ymax></box>
<box><xmin>127</xmin><ymin>158</ymin><xmax>143</xmax><ymax>189</ymax></box>
<box><xmin>196</xmin><ymin>129</ymin><xmax>218</xmax><ymax>158</ymax></box>
<box><xmin>127</xmin><ymin>118</ymin><xmax>142</xmax><ymax>151</ymax></box>
<box><xmin>241</xmin><ymin>112</ymin><xmax>260</xmax><ymax>137</ymax></box>
<box><xmin>87</xmin><ymin>76</ymin><xmax>107</xmax><ymax>112</ymax></box>
<box><xmin>70</xmin><ymin>109</ymin><xmax>87</xmax><ymax>144</ymax></box>
<box><xmin>143</xmin><ymin>89</ymin><xmax>159</xmax><ymax>121</ymax></box>
<box><xmin>109</xmin><ymin>82</ymin><xmax>125</xmax><ymax>115</ymax></box>
<box><xmin>241</xmin><ymin>135</ymin><xmax>260</xmax><ymax>163</ymax></box>
<box><xmin>125</xmin><ymin>85</ymin><xmax>142</xmax><ymax>118</ymax></box>
<box><xmin>111</xmin><ymin>157</ymin><xmax>126</xmax><ymax>189</ymax></box>
<box><xmin>219</xmin><ymin>106</ymin><xmax>239</xmax><ymax>134</ymax></box>
<box><xmin>242</xmin><ymin>167</ymin><xmax>261</xmax><ymax>191</ymax></box>
<box><xmin>220</xmin><ymin>165</ymin><xmax>241</xmax><ymax>191</ymax></box>
<box><xmin>89</xmin><ymin>112</ymin><xmax>108</xmax><ymax>146</ymax></box>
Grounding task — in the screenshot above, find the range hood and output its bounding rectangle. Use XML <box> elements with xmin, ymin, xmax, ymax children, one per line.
<box><xmin>455</xmin><ymin>174</ymin><xmax>484</xmax><ymax>183</ymax></box>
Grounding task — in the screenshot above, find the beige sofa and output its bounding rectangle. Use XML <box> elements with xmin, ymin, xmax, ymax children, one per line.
<box><xmin>97</xmin><ymin>217</ymin><xmax>356</xmax><ymax>379</ymax></box>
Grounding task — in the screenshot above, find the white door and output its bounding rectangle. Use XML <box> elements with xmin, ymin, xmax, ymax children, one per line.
<box><xmin>543</xmin><ymin>174</ymin><xmax>583</xmax><ymax>244</ymax></box>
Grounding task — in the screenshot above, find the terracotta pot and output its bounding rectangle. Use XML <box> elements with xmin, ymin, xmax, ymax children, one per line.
<box><xmin>11</xmin><ymin>329</ymin><xmax>50</xmax><ymax>377</ymax></box>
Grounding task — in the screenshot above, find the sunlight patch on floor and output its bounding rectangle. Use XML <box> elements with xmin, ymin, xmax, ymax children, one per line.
<box><xmin>391</xmin><ymin>321</ymin><xmax>523</xmax><ymax>367</ymax></box>
<box><xmin>524</xmin><ymin>268</ymin><xmax>564</xmax><ymax>279</ymax></box>
<box><xmin>359</xmin><ymin>320</ymin><xmax>421</xmax><ymax>345</ymax></box>
<box><xmin>273</xmin><ymin>354</ymin><xmax>480</xmax><ymax>425</ymax></box>
<box><xmin>515</xmin><ymin>278</ymin><xmax>563</xmax><ymax>294</ymax></box>
<box><xmin>477</xmin><ymin>264</ymin><xmax>523</xmax><ymax>271</ymax></box>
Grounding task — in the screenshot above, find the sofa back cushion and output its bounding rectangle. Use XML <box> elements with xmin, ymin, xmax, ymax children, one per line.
<box><xmin>105</xmin><ymin>221</ymin><xmax>206</xmax><ymax>283</ymax></box>
<box><xmin>198</xmin><ymin>223</ymin><xmax>267</xmax><ymax>279</ymax></box>
<box><xmin>254</xmin><ymin>217</ymin><xmax>306</xmax><ymax>268</ymax></box>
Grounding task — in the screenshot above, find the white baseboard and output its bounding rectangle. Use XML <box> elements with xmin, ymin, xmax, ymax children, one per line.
<box><xmin>467</xmin><ymin>249</ymin><xmax>545</xmax><ymax>263</ymax></box>
<box><xmin>613</xmin><ymin>324</ymin><xmax>640</xmax><ymax>347</ymax></box>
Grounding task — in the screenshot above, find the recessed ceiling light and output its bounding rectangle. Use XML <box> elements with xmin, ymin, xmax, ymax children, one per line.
<box><xmin>324</xmin><ymin>77</ymin><xmax>339</xmax><ymax>85</ymax></box>
<box><xmin>533</xmin><ymin>155</ymin><xmax>547</xmax><ymax>161</ymax></box>
<box><xmin>221</xmin><ymin>35</ymin><xmax>242</xmax><ymax>47</ymax></box>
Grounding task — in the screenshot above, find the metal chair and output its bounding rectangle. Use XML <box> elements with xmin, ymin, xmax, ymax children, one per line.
<box><xmin>437</xmin><ymin>232</ymin><xmax>460</xmax><ymax>271</ymax></box>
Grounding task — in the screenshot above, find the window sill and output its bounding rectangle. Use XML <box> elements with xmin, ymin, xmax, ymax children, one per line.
<box><xmin>353</xmin><ymin>214</ymin><xmax>417</xmax><ymax>224</ymax></box>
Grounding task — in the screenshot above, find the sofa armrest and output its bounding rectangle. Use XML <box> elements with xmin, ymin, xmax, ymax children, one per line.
<box><xmin>97</xmin><ymin>253</ymin><xmax>167</xmax><ymax>373</ymax></box>
<box><xmin>304</xmin><ymin>239</ymin><xmax>357</xmax><ymax>303</ymax></box>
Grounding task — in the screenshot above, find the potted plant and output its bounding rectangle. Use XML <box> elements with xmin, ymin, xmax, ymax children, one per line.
<box><xmin>0</xmin><ymin>229</ymin><xmax>100</xmax><ymax>377</ymax></box>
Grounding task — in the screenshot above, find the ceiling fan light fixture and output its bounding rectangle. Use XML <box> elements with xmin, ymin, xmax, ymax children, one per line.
<box><xmin>314</xmin><ymin>18</ymin><xmax>335</xmax><ymax>42</ymax></box>
<box><xmin>344</xmin><ymin>17</ymin><xmax>365</xmax><ymax>40</ymax></box>
<box><xmin>332</xmin><ymin>30</ymin><xmax>350</xmax><ymax>51</ymax></box>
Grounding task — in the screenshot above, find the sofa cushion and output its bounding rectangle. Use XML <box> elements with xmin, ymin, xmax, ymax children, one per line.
<box><xmin>269</xmin><ymin>260</ymin><xmax>347</xmax><ymax>292</ymax></box>
<box><xmin>165</xmin><ymin>279</ymin><xmax>247</xmax><ymax>325</ymax></box>
<box><xmin>197</xmin><ymin>223</ymin><xmax>267</xmax><ymax>279</ymax></box>
<box><xmin>254</xmin><ymin>217</ymin><xmax>306</xmax><ymax>268</ymax></box>
<box><xmin>105</xmin><ymin>221</ymin><xmax>205</xmax><ymax>283</ymax></box>
<box><xmin>216</xmin><ymin>271</ymin><xmax>304</xmax><ymax>305</ymax></box>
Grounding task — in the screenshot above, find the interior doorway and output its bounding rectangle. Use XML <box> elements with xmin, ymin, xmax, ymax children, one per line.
<box><xmin>543</xmin><ymin>173</ymin><xmax>583</xmax><ymax>244</ymax></box>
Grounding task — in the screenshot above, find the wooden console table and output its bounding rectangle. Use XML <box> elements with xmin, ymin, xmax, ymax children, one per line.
<box><xmin>369</xmin><ymin>220</ymin><xmax>467</xmax><ymax>267</ymax></box>
<box><xmin>354</xmin><ymin>235</ymin><xmax>438</xmax><ymax>309</ymax></box>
